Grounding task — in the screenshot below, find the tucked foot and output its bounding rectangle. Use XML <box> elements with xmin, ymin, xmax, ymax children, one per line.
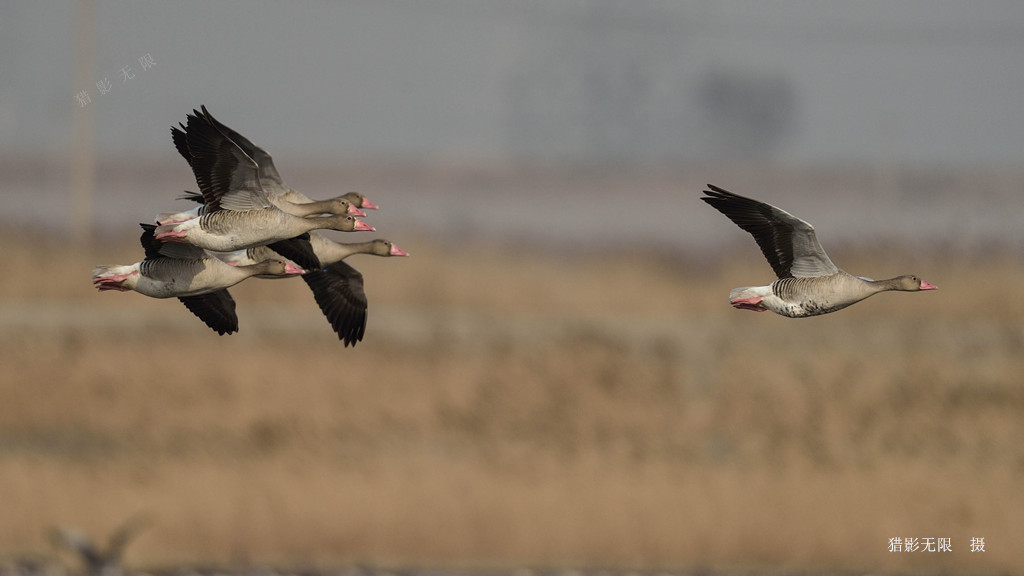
<box><xmin>155</xmin><ymin>230</ymin><xmax>188</xmax><ymax>242</ymax></box>
<box><xmin>92</xmin><ymin>270</ymin><xmax>137</xmax><ymax>285</ymax></box>
<box><xmin>730</xmin><ymin>296</ymin><xmax>766</xmax><ymax>312</ymax></box>
<box><xmin>93</xmin><ymin>276</ymin><xmax>134</xmax><ymax>291</ymax></box>
<box><xmin>96</xmin><ymin>283</ymin><xmax>132</xmax><ymax>292</ymax></box>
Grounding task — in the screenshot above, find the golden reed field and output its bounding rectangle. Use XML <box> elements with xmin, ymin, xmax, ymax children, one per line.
<box><xmin>1</xmin><ymin>215</ymin><xmax>1022</xmax><ymax>575</ymax></box>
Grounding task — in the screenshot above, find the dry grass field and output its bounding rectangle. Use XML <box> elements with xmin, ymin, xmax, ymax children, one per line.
<box><xmin>0</xmin><ymin>227</ymin><xmax>1022</xmax><ymax>575</ymax></box>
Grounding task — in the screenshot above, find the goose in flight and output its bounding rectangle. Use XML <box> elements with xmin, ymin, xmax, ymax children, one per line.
<box><xmin>154</xmin><ymin>106</ymin><xmax>373</xmax><ymax>269</ymax></box>
<box><xmin>93</xmin><ymin>224</ymin><xmax>304</xmax><ymax>334</ymax></box>
<box><xmin>217</xmin><ymin>235</ymin><xmax>409</xmax><ymax>345</ymax></box>
<box><xmin>170</xmin><ymin>106</ymin><xmax>378</xmax><ymax>214</ymax></box>
<box><xmin>701</xmin><ymin>184</ymin><xmax>936</xmax><ymax>317</ymax></box>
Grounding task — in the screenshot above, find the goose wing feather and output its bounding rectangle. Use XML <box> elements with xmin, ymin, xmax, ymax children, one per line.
<box><xmin>184</xmin><ymin>108</ymin><xmax>270</xmax><ymax>212</ymax></box>
<box><xmin>177</xmin><ymin>190</ymin><xmax>205</xmax><ymax>204</ymax></box>
<box><xmin>266</xmin><ymin>234</ymin><xmax>320</xmax><ymax>270</ymax></box>
<box><xmin>171</xmin><ymin>123</ymin><xmax>191</xmax><ymax>167</ymax></box>
<box><xmin>178</xmin><ymin>289</ymin><xmax>238</xmax><ymax>335</ymax></box>
<box><xmin>701</xmin><ymin>184</ymin><xmax>839</xmax><ymax>278</ymax></box>
<box><xmin>302</xmin><ymin>261</ymin><xmax>367</xmax><ymax>346</ymax></box>
<box><xmin>200</xmin><ymin>105</ymin><xmax>287</xmax><ymax>192</ymax></box>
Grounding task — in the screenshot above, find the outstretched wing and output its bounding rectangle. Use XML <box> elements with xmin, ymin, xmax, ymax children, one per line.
<box><xmin>170</xmin><ymin>123</ymin><xmax>191</xmax><ymax>167</ymax></box>
<box><xmin>701</xmin><ymin>184</ymin><xmax>839</xmax><ymax>279</ymax></box>
<box><xmin>177</xmin><ymin>190</ymin><xmax>205</xmax><ymax>204</ymax></box>
<box><xmin>266</xmin><ymin>234</ymin><xmax>320</xmax><ymax>271</ymax></box>
<box><xmin>179</xmin><ymin>289</ymin><xmax>238</xmax><ymax>335</ymax></box>
<box><xmin>183</xmin><ymin>107</ymin><xmax>271</xmax><ymax>213</ymax></box>
<box><xmin>200</xmin><ymin>105</ymin><xmax>287</xmax><ymax>194</ymax></box>
<box><xmin>302</xmin><ymin>261</ymin><xmax>367</xmax><ymax>346</ymax></box>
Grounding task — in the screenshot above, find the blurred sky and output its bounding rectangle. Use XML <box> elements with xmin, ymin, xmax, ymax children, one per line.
<box><xmin>3</xmin><ymin>1</ymin><xmax>1024</xmax><ymax>251</ymax></box>
<box><xmin>3</xmin><ymin>0</ymin><xmax>1024</xmax><ymax>165</ymax></box>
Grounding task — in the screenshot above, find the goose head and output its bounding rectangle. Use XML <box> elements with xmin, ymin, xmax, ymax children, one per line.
<box><xmin>341</xmin><ymin>191</ymin><xmax>379</xmax><ymax>210</ymax></box>
<box><xmin>321</xmin><ymin>215</ymin><xmax>375</xmax><ymax>232</ymax></box>
<box><xmin>258</xmin><ymin>259</ymin><xmax>305</xmax><ymax>276</ymax></box>
<box><xmin>323</xmin><ymin>197</ymin><xmax>366</xmax><ymax>217</ymax></box>
<box><xmin>895</xmin><ymin>275</ymin><xmax>938</xmax><ymax>291</ymax></box>
<box><xmin>368</xmin><ymin>239</ymin><xmax>409</xmax><ymax>257</ymax></box>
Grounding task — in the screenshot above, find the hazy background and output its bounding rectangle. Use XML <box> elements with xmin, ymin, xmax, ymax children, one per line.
<box><xmin>1</xmin><ymin>2</ymin><xmax>1023</xmax><ymax>575</ymax></box>
<box><xmin>6</xmin><ymin>1</ymin><xmax>1024</xmax><ymax>164</ymax></box>
<box><xmin>3</xmin><ymin>0</ymin><xmax>1024</xmax><ymax>247</ymax></box>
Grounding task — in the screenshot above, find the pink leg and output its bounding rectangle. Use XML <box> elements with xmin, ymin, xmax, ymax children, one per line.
<box><xmin>155</xmin><ymin>230</ymin><xmax>188</xmax><ymax>242</ymax></box>
<box><xmin>93</xmin><ymin>272</ymin><xmax>133</xmax><ymax>284</ymax></box>
<box><xmin>730</xmin><ymin>296</ymin><xmax>766</xmax><ymax>312</ymax></box>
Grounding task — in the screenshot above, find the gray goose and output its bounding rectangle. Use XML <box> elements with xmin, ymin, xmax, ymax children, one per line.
<box><xmin>220</xmin><ymin>235</ymin><xmax>408</xmax><ymax>270</ymax></box>
<box><xmin>93</xmin><ymin>224</ymin><xmax>303</xmax><ymax>334</ymax></box>
<box><xmin>155</xmin><ymin>188</ymin><xmax>364</xmax><ymax>225</ymax></box>
<box><xmin>171</xmin><ymin>106</ymin><xmax>379</xmax><ymax>213</ymax></box>
<box><xmin>219</xmin><ymin>235</ymin><xmax>409</xmax><ymax>346</ymax></box>
<box><xmin>701</xmin><ymin>185</ymin><xmax>936</xmax><ymax>317</ymax></box>
<box><xmin>155</xmin><ymin>107</ymin><xmax>373</xmax><ymax>269</ymax></box>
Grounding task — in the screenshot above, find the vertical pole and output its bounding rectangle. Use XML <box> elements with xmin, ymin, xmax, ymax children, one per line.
<box><xmin>71</xmin><ymin>0</ymin><xmax>96</xmax><ymax>245</ymax></box>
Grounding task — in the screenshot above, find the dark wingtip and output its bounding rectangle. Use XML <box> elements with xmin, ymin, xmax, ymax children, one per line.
<box><xmin>200</xmin><ymin>105</ymin><xmax>219</xmax><ymax>126</ymax></box>
<box><xmin>302</xmin><ymin>263</ymin><xmax>368</xmax><ymax>347</ymax></box>
<box><xmin>702</xmin><ymin>183</ymin><xmax>732</xmax><ymax>198</ymax></box>
<box><xmin>176</xmin><ymin>190</ymin><xmax>205</xmax><ymax>203</ymax></box>
<box><xmin>267</xmin><ymin>236</ymin><xmax>320</xmax><ymax>271</ymax></box>
<box><xmin>179</xmin><ymin>291</ymin><xmax>239</xmax><ymax>335</ymax></box>
<box><xmin>171</xmin><ymin>123</ymin><xmax>191</xmax><ymax>165</ymax></box>
<box><xmin>138</xmin><ymin>223</ymin><xmax>162</xmax><ymax>259</ymax></box>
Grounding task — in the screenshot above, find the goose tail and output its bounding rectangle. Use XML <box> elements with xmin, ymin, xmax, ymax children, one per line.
<box><xmin>92</xmin><ymin>265</ymin><xmax>136</xmax><ymax>292</ymax></box>
<box><xmin>728</xmin><ymin>285</ymin><xmax>771</xmax><ymax>312</ymax></box>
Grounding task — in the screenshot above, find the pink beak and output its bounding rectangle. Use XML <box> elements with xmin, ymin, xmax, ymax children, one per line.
<box><xmin>360</xmin><ymin>197</ymin><xmax>379</xmax><ymax>210</ymax></box>
<box><xmin>389</xmin><ymin>244</ymin><xmax>409</xmax><ymax>257</ymax></box>
<box><xmin>347</xmin><ymin>205</ymin><xmax>367</xmax><ymax>217</ymax></box>
<box><xmin>354</xmin><ymin>219</ymin><xmax>375</xmax><ymax>232</ymax></box>
<box><xmin>285</xmin><ymin>262</ymin><xmax>306</xmax><ymax>275</ymax></box>
<box><xmin>920</xmin><ymin>280</ymin><xmax>938</xmax><ymax>290</ymax></box>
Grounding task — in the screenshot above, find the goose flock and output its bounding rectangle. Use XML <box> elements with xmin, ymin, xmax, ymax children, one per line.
<box><xmin>92</xmin><ymin>106</ymin><xmax>408</xmax><ymax>344</ymax></box>
<box><xmin>91</xmin><ymin>106</ymin><xmax>936</xmax><ymax>332</ymax></box>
